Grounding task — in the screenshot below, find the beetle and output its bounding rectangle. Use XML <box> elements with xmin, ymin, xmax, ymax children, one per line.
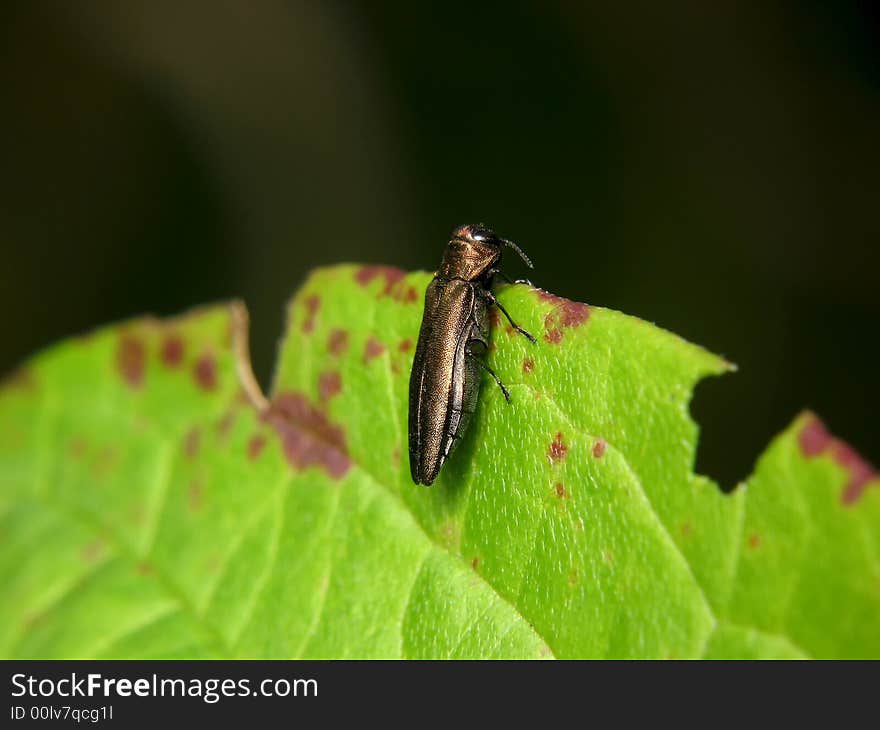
<box><xmin>408</xmin><ymin>223</ymin><xmax>535</xmax><ymax>486</ymax></box>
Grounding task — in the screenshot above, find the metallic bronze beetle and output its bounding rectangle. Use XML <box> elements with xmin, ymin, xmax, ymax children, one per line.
<box><xmin>408</xmin><ymin>223</ymin><xmax>535</xmax><ymax>485</ymax></box>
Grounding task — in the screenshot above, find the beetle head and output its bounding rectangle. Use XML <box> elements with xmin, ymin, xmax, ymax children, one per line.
<box><xmin>439</xmin><ymin>223</ymin><xmax>532</xmax><ymax>281</ymax></box>
<box><xmin>437</xmin><ymin>224</ymin><xmax>500</xmax><ymax>280</ymax></box>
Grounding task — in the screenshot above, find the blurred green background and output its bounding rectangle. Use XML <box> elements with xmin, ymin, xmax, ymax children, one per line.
<box><xmin>1</xmin><ymin>1</ymin><xmax>877</xmax><ymax>488</ymax></box>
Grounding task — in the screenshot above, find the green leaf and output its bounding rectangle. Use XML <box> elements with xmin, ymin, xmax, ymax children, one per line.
<box><xmin>1</xmin><ymin>264</ymin><xmax>878</xmax><ymax>658</ymax></box>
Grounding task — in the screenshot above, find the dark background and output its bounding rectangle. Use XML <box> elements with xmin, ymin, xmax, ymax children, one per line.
<box><xmin>1</xmin><ymin>1</ymin><xmax>877</xmax><ymax>488</ymax></box>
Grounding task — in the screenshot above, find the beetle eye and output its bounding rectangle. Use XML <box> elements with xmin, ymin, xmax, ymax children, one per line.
<box><xmin>468</xmin><ymin>224</ymin><xmax>494</xmax><ymax>242</ymax></box>
<box><xmin>452</xmin><ymin>223</ymin><xmax>496</xmax><ymax>243</ymax></box>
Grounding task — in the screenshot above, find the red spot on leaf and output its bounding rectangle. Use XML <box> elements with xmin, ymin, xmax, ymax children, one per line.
<box><xmin>70</xmin><ymin>437</ymin><xmax>87</xmax><ymax>459</ymax></box>
<box><xmin>568</xmin><ymin>569</ymin><xmax>579</xmax><ymax>585</ymax></box>
<box><xmin>555</xmin><ymin>482</ymin><xmax>568</xmax><ymax>499</ymax></box>
<box><xmin>188</xmin><ymin>478</ymin><xmax>204</xmax><ymax>512</ymax></box>
<box><xmin>302</xmin><ymin>295</ymin><xmax>321</xmax><ymax>333</ymax></box>
<box><xmin>592</xmin><ymin>438</ymin><xmax>606</xmax><ymax>458</ymax></box>
<box><xmin>160</xmin><ymin>335</ymin><xmax>184</xmax><ymax>367</ymax></box>
<box><xmin>399</xmin><ymin>338</ymin><xmax>414</xmax><ymax>353</ymax></box>
<box><xmin>183</xmin><ymin>427</ymin><xmax>201</xmax><ymax>459</ymax></box>
<box><xmin>248</xmin><ymin>434</ymin><xmax>266</xmax><ymax>460</ymax></box>
<box><xmin>327</xmin><ymin>329</ymin><xmax>349</xmax><ymax>356</ymax></box>
<box><xmin>194</xmin><ymin>354</ymin><xmax>217</xmax><ymax>391</ymax></box>
<box><xmin>798</xmin><ymin>416</ymin><xmax>832</xmax><ymax>456</ymax></box>
<box><xmin>798</xmin><ymin>414</ymin><xmax>878</xmax><ymax>505</ymax></box>
<box><xmin>471</xmin><ymin>557</ymin><xmax>479</xmax><ymax>570</ymax></box>
<box><xmin>117</xmin><ymin>336</ymin><xmax>146</xmax><ymax>388</ymax></box>
<box><xmin>263</xmin><ymin>392</ymin><xmax>350</xmax><ymax>479</ymax></box>
<box><xmin>548</xmin><ymin>432</ymin><xmax>568</xmax><ymax>464</ymax></box>
<box><xmin>392</xmin><ymin>446</ymin><xmax>401</xmax><ymax>467</ymax></box>
<box><xmin>137</xmin><ymin>562</ymin><xmax>154</xmax><ymax>576</ymax></box>
<box><xmin>364</xmin><ymin>336</ymin><xmax>385</xmax><ymax>362</ymax></box>
<box><xmin>522</xmin><ymin>357</ymin><xmax>535</xmax><ymax>374</ymax></box>
<box><xmin>681</xmin><ymin>522</ymin><xmax>693</xmax><ymax>537</ymax></box>
<box><xmin>318</xmin><ymin>371</ymin><xmax>342</xmax><ymax>401</ymax></box>
<box><xmin>832</xmin><ymin>441</ymin><xmax>878</xmax><ymax>505</ymax></box>
<box><xmin>537</xmin><ymin>290</ymin><xmax>590</xmax><ymax>344</ymax></box>
<box><xmin>354</xmin><ymin>266</ymin><xmax>409</xmax><ymax>300</ymax></box>
<box><xmin>80</xmin><ymin>540</ymin><xmax>104</xmax><ymax>563</ymax></box>
<box><xmin>217</xmin><ymin>410</ymin><xmax>236</xmax><ymax>440</ymax></box>
<box><xmin>748</xmin><ymin>532</ymin><xmax>762</xmax><ymax>549</ymax></box>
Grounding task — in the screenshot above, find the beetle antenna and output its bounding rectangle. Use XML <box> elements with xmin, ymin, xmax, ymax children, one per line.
<box><xmin>499</xmin><ymin>238</ymin><xmax>534</xmax><ymax>269</ymax></box>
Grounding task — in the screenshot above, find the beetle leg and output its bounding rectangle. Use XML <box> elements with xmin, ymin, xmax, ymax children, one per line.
<box><xmin>483</xmin><ymin>290</ymin><xmax>537</xmax><ymax>343</ymax></box>
<box><xmin>470</xmin><ymin>356</ymin><xmax>511</xmax><ymax>403</ymax></box>
<box><xmin>488</xmin><ymin>268</ymin><xmax>533</xmax><ymax>287</ymax></box>
<box><xmin>465</xmin><ymin>342</ymin><xmax>511</xmax><ymax>403</ymax></box>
